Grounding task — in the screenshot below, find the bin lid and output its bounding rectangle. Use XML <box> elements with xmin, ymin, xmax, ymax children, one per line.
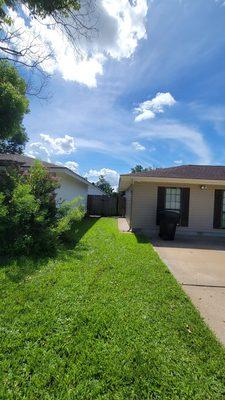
<box><xmin>159</xmin><ymin>209</ymin><xmax>180</xmax><ymax>221</ymax></box>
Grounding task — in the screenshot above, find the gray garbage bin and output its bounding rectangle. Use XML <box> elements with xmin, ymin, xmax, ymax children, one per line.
<box><xmin>159</xmin><ymin>210</ymin><xmax>180</xmax><ymax>240</ymax></box>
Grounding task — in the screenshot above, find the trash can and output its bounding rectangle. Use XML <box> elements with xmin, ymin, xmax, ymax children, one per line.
<box><xmin>159</xmin><ymin>210</ymin><xmax>180</xmax><ymax>240</ymax></box>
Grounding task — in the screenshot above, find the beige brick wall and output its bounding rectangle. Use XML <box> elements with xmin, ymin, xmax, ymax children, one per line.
<box><xmin>130</xmin><ymin>182</ymin><xmax>225</xmax><ymax>235</ymax></box>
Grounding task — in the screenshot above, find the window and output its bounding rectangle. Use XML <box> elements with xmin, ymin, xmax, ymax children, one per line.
<box><xmin>157</xmin><ymin>187</ymin><xmax>190</xmax><ymax>227</ymax></box>
<box><xmin>221</xmin><ymin>191</ymin><xmax>225</xmax><ymax>228</ymax></box>
<box><xmin>165</xmin><ymin>188</ymin><xmax>181</xmax><ymax>211</ymax></box>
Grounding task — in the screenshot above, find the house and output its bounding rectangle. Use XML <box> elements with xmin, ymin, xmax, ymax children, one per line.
<box><xmin>88</xmin><ymin>183</ymin><xmax>106</xmax><ymax>196</ymax></box>
<box><xmin>0</xmin><ymin>154</ymin><xmax>105</xmax><ymax>207</ymax></box>
<box><xmin>119</xmin><ymin>165</ymin><xmax>225</xmax><ymax>236</ymax></box>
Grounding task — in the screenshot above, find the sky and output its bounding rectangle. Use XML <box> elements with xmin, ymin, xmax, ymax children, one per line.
<box><xmin>17</xmin><ymin>0</ymin><xmax>225</xmax><ymax>189</ymax></box>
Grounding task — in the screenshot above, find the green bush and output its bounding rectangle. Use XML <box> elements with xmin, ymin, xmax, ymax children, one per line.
<box><xmin>0</xmin><ymin>161</ymin><xmax>85</xmax><ymax>256</ymax></box>
<box><xmin>56</xmin><ymin>197</ymin><xmax>85</xmax><ymax>243</ymax></box>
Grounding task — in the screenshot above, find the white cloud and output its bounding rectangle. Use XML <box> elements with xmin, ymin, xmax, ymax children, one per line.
<box><xmin>56</xmin><ymin>161</ymin><xmax>79</xmax><ymax>173</ymax></box>
<box><xmin>174</xmin><ymin>160</ymin><xmax>183</xmax><ymax>165</ymax></box>
<box><xmin>40</xmin><ymin>134</ymin><xmax>76</xmax><ymax>155</ymax></box>
<box><xmin>25</xmin><ymin>153</ymin><xmax>35</xmax><ymax>159</ymax></box>
<box><xmin>64</xmin><ymin>161</ymin><xmax>79</xmax><ymax>173</ymax></box>
<box><xmin>140</xmin><ymin>121</ymin><xmax>211</xmax><ymax>164</ymax></box>
<box><xmin>135</xmin><ymin>92</ymin><xmax>176</xmax><ymax>122</ymax></box>
<box><xmin>135</xmin><ymin>109</ymin><xmax>155</xmax><ymax>122</ymax></box>
<box><xmin>85</xmin><ymin>168</ymin><xmax>120</xmax><ymax>190</ymax></box>
<box><xmin>27</xmin><ymin>134</ymin><xmax>76</xmax><ymax>163</ymax></box>
<box><xmin>215</xmin><ymin>0</ymin><xmax>225</xmax><ymax>6</ymax></box>
<box><xmin>4</xmin><ymin>0</ymin><xmax>148</xmax><ymax>87</ymax></box>
<box><xmin>76</xmin><ymin>138</ymin><xmax>108</xmax><ymax>151</ymax></box>
<box><xmin>27</xmin><ymin>142</ymin><xmax>51</xmax><ymax>162</ymax></box>
<box><xmin>132</xmin><ymin>141</ymin><xmax>146</xmax><ymax>151</ymax></box>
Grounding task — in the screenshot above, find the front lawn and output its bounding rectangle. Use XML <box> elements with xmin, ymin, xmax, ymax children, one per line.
<box><xmin>0</xmin><ymin>217</ymin><xmax>225</xmax><ymax>399</ymax></box>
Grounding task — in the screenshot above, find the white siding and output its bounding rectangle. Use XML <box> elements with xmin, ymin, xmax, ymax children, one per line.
<box><xmin>131</xmin><ymin>182</ymin><xmax>225</xmax><ymax>236</ymax></box>
<box><xmin>88</xmin><ymin>185</ymin><xmax>105</xmax><ymax>196</ymax></box>
<box><xmin>56</xmin><ymin>172</ymin><xmax>88</xmax><ymax>208</ymax></box>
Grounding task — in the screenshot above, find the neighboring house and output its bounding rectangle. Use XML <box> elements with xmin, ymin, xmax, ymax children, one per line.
<box><xmin>0</xmin><ymin>154</ymin><xmax>105</xmax><ymax>207</ymax></box>
<box><xmin>119</xmin><ymin>165</ymin><xmax>225</xmax><ymax>236</ymax></box>
<box><xmin>88</xmin><ymin>183</ymin><xmax>106</xmax><ymax>196</ymax></box>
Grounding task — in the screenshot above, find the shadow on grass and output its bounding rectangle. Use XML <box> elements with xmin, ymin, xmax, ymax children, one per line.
<box><xmin>1</xmin><ymin>256</ymin><xmax>50</xmax><ymax>283</ymax></box>
<box><xmin>0</xmin><ymin>216</ymin><xmax>100</xmax><ymax>283</ymax></box>
<box><xmin>133</xmin><ymin>232</ymin><xmax>151</xmax><ymax>245</ymax></box>
<box><xmin>61</xmin><ymin>216</ymin><xmax>100</xmax><ymax>249</ymax></box>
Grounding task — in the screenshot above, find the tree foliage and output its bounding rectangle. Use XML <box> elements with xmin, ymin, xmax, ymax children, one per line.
<box><xmin>0</xmin><ymin>161</ymin><xmax>85</xmax><ymax>256</ymax></box>
<box><xmin>0</xmin><ymin>60</ymin><xmax>29</xmax><ymax>144</ymax></box>
<box><xmin>131</xmin><ymin>165</ymin><xmax>152</xmax><ymax>173</ymax></box>
<box><xmin>0</xmin><ymin>127</ymin><xmax>28</xmax><ymax>154</ymax></box>
<box><xmin>0</xmin><ymin>1</ymin><xmax>93</xmax><ymax>78</ymax></box>
<box><xmin>4</xmin><ymin>0</ymin><xmax>80</xmax><ymax>18</ymax></box>
<box><xmin>0</xmin><ymin>161</ymin><xmax>59</xmax><ymax>255</ymax></box>
<box><xmin>95</xmin><ymin>175</ymin><xmax>114</xmax><ymax>195</ymax></box>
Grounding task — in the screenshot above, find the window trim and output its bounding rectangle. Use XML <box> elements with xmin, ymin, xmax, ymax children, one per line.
<box><xmin>165</xmin><ymin>187</ymin><xmax>181</xmax><ymax>212</ymax></box>
<box><xmin>221</xmin><ymin>191</ymin><xmax>225</xmax><ymax>229</ymax></box>
<box><xmin>156</xmin><ymin>186</ymin><xmax>190</xmax><ymax>227</ymax></box>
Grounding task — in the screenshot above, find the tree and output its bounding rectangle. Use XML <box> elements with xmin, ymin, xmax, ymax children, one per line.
<box><xmin>7</xmin><ymin>0</ymin><xmax>80</xmax><ymax>18</ymax></box>
<box><xmin>0</xmin><ymin>126</ymin><xmax>28</xmax><ymax>154</ymax></box>
<box><xmin>0</xmin><ymin>60</ymin><xmax>29</xmax><ymax>147</ymax></box>
<box><xmin>0</xmin><ymin>161</ymin><xmax>85</xmax><ymax>255</ymax></box>
<box><xmin>0</xmin><ymin>1</ymin><xmax>95</xmax><ymax>78</ymax></box>
<box><xmin>131</xmin><ymin>165</ymin><xmax>152</xmax><ymax>173</ymax></box>
<box><xmin>96</xmin><ymin>175</ymin><xmax>114</xmax><ymax>195</ymax></box>
<box><xmin>0</xmin><ymin>161</ymin><xmax>59</xmax><ymax>255</ymax></box>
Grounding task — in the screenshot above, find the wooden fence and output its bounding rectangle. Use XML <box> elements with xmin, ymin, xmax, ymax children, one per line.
<box><xmin>87</xmin><ymin>195</ymin><xmax>126</xmax><ymax>217</ymax></box>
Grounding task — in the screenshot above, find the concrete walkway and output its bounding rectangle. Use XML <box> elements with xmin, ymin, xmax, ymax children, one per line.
<box><xmin>118</xmin><ymin>218</ymin><xmax>130</xmax><ymax>233</ymax></box>
<box><xmin>152</xmin><ymin>236</ymin><xmax>225</xmax><ymax>346</ymax></box>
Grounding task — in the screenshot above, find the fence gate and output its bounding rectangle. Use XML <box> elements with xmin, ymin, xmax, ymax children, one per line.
<box><xmin>87</xmin><ymin>195</ymin><xmax>126</xmax><ymax>217</ymax></box>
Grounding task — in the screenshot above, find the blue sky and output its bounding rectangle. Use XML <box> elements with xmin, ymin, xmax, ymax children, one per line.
<box><xmin>22</xmin><ymin>0</ymin><xmax>225</xmax><ymax>188</ymax></box>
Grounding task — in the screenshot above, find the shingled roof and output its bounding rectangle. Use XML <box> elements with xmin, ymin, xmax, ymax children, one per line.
<box><xmin>122</xmin><ymin>165</ymin><xmax>225</xmax><ymax>181</ymax></box>
<box><xmin>0</xmin><ymin>153</ymin><xmax>91</xmax><ymax>186</ymax></box>
<box><xmin>0</xmin><ymin>153</ymin><xmax>58</xmax><ymax>169</ymax></box>
<box><xmin>0</xmin><ymin>154</ymin><xmax>106</xmax><ymax>194</ymax></box>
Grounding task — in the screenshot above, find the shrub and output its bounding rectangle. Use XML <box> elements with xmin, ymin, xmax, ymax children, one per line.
<box><xmin>0</xmin><ymin>161</ymin><xmax>84</xmax><ymax>256</ymax></box>
<box><xmin>56</xmin><ymin>197</ymin><xmax>85</xmax><ymax>243</ymax></box>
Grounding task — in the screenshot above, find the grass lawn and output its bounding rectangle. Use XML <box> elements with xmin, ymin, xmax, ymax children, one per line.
<box><xmin>0</xmin><ymin>217</ymin><xmax>225</xmax><ymax>399</ymax></box>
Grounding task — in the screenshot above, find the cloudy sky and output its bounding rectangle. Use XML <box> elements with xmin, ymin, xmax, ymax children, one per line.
<box><xmin>21</xmin><ymin>0</ymin><xmax>225</xmax><ymax>188</ymax></box>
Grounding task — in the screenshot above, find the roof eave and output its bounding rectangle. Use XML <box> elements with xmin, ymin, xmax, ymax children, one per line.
<box><xmin>51</xmin><ymin>167</ymin><xmax>106</xmax><ymax>193</ymax></box>
<box><xmin>119</xmin><ymin>175</ymin><xmax>225</xmax><ymax>191</ymax></box>
<box><xmin>50</xmin><ymin>167</ymin><xmax>89</xmax><ymax>186</ymax></box>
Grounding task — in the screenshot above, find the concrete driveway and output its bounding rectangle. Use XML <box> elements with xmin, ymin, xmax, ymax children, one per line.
<box><xmin>152</xmin><ymin>236</ymin><xmax>225</xmax><ymax>346</ymax></box>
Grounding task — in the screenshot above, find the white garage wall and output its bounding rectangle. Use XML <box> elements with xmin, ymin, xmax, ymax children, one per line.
<box><xmin>55</xmin><ymin>171</ymin><xmax>88</xmax><ymax>208</ymax></box>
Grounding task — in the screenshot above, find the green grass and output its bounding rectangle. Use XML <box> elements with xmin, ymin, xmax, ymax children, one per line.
<box><xmin>0</xmin><ymin>217</ymin><xmax>225</xmax><ymax>399</ymax></box>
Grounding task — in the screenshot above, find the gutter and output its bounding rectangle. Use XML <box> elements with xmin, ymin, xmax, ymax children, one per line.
<box><xmin>120</xmin><ymin>176</ymin><xmax>225</xmax><ymax>192</ymax></box>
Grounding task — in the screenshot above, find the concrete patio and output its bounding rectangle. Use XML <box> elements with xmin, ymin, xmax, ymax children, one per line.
<box><xmin>152</xmin><ymin>236</ymin><xmax>225</xmax><ymax>346</ymax></box>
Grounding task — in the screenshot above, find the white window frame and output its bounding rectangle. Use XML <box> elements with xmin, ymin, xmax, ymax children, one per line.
<box><xmin>165</xmin><ymin>187</ymin><xmax>181</xmax><ymax>211</ymax></box>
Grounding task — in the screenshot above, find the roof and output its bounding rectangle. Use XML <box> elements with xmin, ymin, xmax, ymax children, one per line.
<box><xmin>0</xmin><ymin>153</ymin><xmax>59</xmax><ymax>169</ymax></box>
<box><xmin>122</xmin><ymin>165</ymin><xmax>225</xmax><ymax>180</ymax></box>
<box><xmin>0</xmin><ymin>153</ymin><xmax>102</xmax><ymax>190</ymax></box>
<box><xmin>119</xmin><ymin>165</ymin><xmax>225</xmax><ymax>191</ymax></box>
